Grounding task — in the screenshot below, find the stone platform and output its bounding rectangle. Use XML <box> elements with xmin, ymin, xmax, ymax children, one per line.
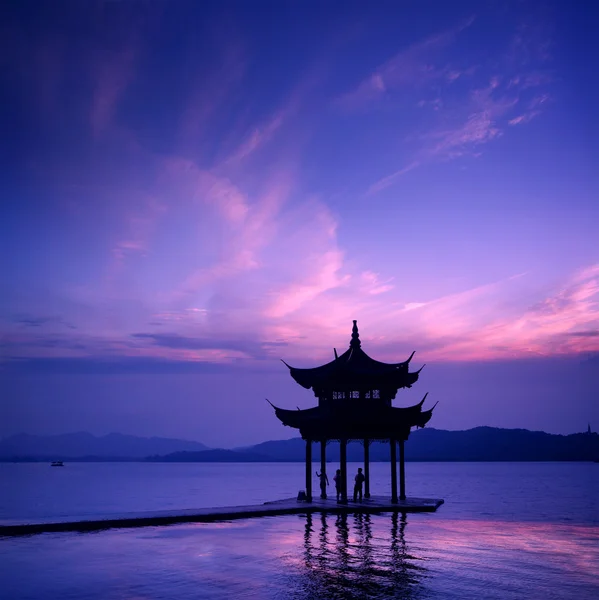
<box><xmin>0</xmin><ymin>496</ymin><xmax>443</xmax><ymax>537</ymax></box>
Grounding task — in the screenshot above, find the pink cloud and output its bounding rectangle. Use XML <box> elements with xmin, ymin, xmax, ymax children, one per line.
<box><xmin>163</xmin><ymin>162</ymin><xmax>293</xmax><ymax>303</ymax></box>
<box><xmin>400</xmin><ymin>265</ymin><xmax>599</xmax><ymax>360</ymax></box>
<box><xmin>509</xmin><ymin>111</ymin><xmax>541</xmax><ymax>126</ymax></box>
<box><xmin>166</xmin><ymin>158</ymin><xmax>250</xmax><ymax>224</ymax></box>
<box><xmin>110</xmin><ymin>197</ymin><xmax>167</xmax><ymax>270</ymax></box>
<box><xmin>269</xmin><ymin>264</ymin><xmax>598</xmax><ymax>365</ymax></box>
<box><xmin>266</xmin><ymin>249</ymin><xmax>348</xmax><ymax>318</ymax></box>
<box><xmin>360</xmin><ymin>271</ymin><xmax>394</xmax><ymax>295</ymax></box>
<box><xmin>203</xmin><ymin>174</ymin><xmax>250</xmax><ymax>223</ymax></box>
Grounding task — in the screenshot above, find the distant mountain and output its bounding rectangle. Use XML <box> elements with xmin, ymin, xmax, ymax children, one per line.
<box><xmin>147</xmin><ymin>449</ymin><xmax>278</xmax><ymax>462</ymax></box>
<box><xmin>396</xmin><ymin>427</ymin><xmax>599</xmax><ymax>462</ymax></box>
<box><xmin>0</xmin><ymin>432</ymin><xmax>209</xmax><ymax>460</ymax></box>
<box><xmin>2</xmin><ymin>428</ymin><xmax>597</xmax><ymax>462</ymax></box>
<box><xmin>244</xmin><ymin>438</ymin><xmax>309</xmax><ymax>461</ymax></box>
<box><xmin>238</xmin><ymin>427</ymin><xmax>599</xmax><ymax>462</ymax></box>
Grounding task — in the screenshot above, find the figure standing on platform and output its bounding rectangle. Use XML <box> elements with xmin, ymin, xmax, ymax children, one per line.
<box><xmin>353</xmin><ymin>468</ymin><xmax>365</xmax><ymax>502</ymax></box>
<box><xmin>316</xmin><ymin>469</ymin><xmax>329</xmax><ymax>498</ymax></box>
<box><xmin>333</xmin><ymin>469</ymin><xmax>343</xmax><ymax>502</ymax></box>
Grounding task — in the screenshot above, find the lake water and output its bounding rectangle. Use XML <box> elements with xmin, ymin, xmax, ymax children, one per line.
<box><xmin>1</xmin><ymin>462</ymin><xmax>598</xmax><ymax>599</ymax></box>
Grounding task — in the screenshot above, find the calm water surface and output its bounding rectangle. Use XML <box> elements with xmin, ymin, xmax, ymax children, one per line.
<box><xmin>1</xmin><ymin>462</ymin><xmax>598</xmax><ymax>599</ymax></box>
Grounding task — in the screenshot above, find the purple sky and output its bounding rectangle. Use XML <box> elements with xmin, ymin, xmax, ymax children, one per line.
<box><xmin>1</xmin><ymin>1</ymin><xmax>598</xmax><ymax>447</ymax></box>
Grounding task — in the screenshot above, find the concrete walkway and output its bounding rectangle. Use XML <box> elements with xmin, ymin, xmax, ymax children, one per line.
<box><xmin>0</xmin><ymin>496</ymin><xmax>443</xmax><ymax>537</ymax></box>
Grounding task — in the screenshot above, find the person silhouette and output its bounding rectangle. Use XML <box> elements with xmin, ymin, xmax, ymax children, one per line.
<box><xmin>333</xmin><ymin>469</ymin><xmax>343</xmax><ymax>502</ymax></box>
<box><xmin>315</xmin><ymin>469</ymin><xmax>329</xmax><ymax>498</ymax></box>
<box><xmin>353</xmin><ymin>467</ymin><xmax>365</xmax><ymax>502</ymax></box>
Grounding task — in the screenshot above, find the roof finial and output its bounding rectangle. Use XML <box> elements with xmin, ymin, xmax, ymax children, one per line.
<box><xmin>350</xmin><ymin>319</ymin><xmax>361</xmax><ymax>349</ymax></box>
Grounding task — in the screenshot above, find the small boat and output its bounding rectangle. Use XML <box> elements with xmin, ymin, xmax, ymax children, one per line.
<box><xmin>51</xmin><ymin>461</ymin><xmax>64</xmax><ymax>467</ymax></box>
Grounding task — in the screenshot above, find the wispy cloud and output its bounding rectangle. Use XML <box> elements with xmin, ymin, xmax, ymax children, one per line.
<box><xmin>366</xmin><ymin>161</ymin><xmax>421</xmax><ymax>195</ymax></box>
<box><xmin>111</xmin><ymin>197</ymin><xmax>167</xmax><ymax>267</ymax></box>
<box><xmin>367</xmin><ymin>74</ymin><xmax>552</xmax><ymax>193</ymax></box>
<box><xmin>131</xmin><ymin>332</ymin><xmax>282</xmax><ymax>360</ymax></box>
<box><xmin>363</xmin><ymin>19</ymin><xmax>554</xmax><ymax>194</ymax></box>
<box><xmin>223</xmin><ymin>66</ymin><xmax>324</xmax><ymax>165</ymax></box>
<box><xmin>508</xmin><ymin>93</ymin><xmax>550</xmax><ymax>126</ymax></box>
<box><xmin>337</xmin><ymin>16</ymin><xmax>475</xmax><ymax>111</ymax></box>
<box><xmin>423</xmin><ymin>82</ymin><xmax>516</xmax><ymax>159</ymax></box>
<box><xmin>366</xmin><ymin>80</ymin><xmax>516</xmax><ymax>194</ymax></box>
<box><xmin>508</xmin><ymin>111</ymin><xmax>540</xmax><ymax>126</ymax></box>
<box><xmin>224</xmin><ymin>111</ymin><xmax>288</xmax><ymax>164</ymax></box>
<box><xmin>263</xmin><ymin>265</ymin><xmax>599</xmax><ymax>364</ymax></box>
<box><xmin>164</xmin><ymin>161</ymin><xmax>292</xmax><ymax>304</ymax></box>
<box><xmin>361</xmin><ymin>271</ymin><xmax>394</xmax><ymax>295</ymax></box>
<box><xmin>393</xmin><ymin>265</ymin><xmax>599</xmax><ymax>360</ymax></box>
<box><xmin>266</xmin><ymin>249</ymin><xmax>348</xmax><ymax>318</ymax></box>
<box><xmin>13</xmin><ymin>316</ymin><xmax>76</xmax><ymax>330</ymax></box>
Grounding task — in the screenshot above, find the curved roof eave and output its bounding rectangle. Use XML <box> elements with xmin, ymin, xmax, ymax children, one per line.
<box><xmin>269</xmin><ymin>394</ymin><xmax>436</xmax><ymax>426</ymax></box>
<box><xmin>284</xmin><ymin>357</ymin><xmax>422</xmax><ymax>390</ymax></box>
<box><xmin>282</xmin><ymin>347</ymin><xmax>417</xmax><ymax>378</ymax></box>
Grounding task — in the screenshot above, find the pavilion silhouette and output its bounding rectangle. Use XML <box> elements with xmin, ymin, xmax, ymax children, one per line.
<box><xmin>269</xmin><ymin>320</ymin><xmax>437</xmax><ymax>504</ymax></box>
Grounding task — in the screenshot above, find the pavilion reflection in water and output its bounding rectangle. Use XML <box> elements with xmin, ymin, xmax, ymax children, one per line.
<box><xmin>293</xmin><ymin>512</ymin><xmax>427</xmax><ymax>599</ymax></box>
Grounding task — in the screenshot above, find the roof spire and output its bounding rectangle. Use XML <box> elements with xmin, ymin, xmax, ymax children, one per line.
<box><xmin>350</xmin><ymin>319</ymin><xmax>361</xmax><ymax>349</ymax></box>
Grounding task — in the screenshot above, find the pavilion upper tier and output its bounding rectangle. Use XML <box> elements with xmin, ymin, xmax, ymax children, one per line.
<box><xmin>271</xmin><ymin>320</ymin><xmax>436</xmax><ymax>441</ymax></box>
<box><xmin>282</xmin><ymin>320</ymin><xmax>424</xmax><ymax>402</ymax></box>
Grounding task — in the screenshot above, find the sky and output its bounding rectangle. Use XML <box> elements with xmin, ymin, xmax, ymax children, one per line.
<box><xmin>1</xmin><ymin>1</ymin><xmax>598</xmax><ymax>447</ymax></box>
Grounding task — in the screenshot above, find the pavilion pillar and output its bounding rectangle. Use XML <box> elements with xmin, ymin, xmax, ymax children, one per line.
<box><xmin>339</xmin><ymin>439</ymin><xmax>348</xmax><ymax>504</ymax></box>
<box><xmin>305</xmin><ymin>439</ymin><xmax>312</xmax><ymax>502</ymax></box>
<box><xmin>363</xmin><ymin>439</ymin><xmax>371</xmax><ymax>498</ymax></box>
<box><xmin>390</xmin><ymin>439</ymin><xmax>398</xmax><ymax>504</ymax></box>
<box><xmin>399</xmin><ymin>439</ymin><xmax>406</xmax><ymax>501</ymax></box>
<box><xmin>320</xmin><ymin>440</ymin><xmax>327</xmax><ymax>499</ymax></box>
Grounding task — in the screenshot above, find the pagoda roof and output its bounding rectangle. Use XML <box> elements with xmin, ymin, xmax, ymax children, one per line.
<box><xmin>268</xmin><ymin>393</ymin><xmax>437</xmax><ymax>440</ymax></box>
<box><xmin>282</xmin><ymin>321</ymin><xmax>423</xmax><ymax>392</ymax></box>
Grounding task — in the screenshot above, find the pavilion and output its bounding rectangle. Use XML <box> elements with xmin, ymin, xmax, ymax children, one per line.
<box><xmin>269</xmin><ymin>321</ymin><xmax>437</xmax><ymax>504</ymax></box>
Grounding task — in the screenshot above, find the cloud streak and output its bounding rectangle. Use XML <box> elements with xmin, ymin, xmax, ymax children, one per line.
<box><xmin>337</xmin><ymin>16</ymin><xmax>475</xmax><ymax>111</ymax></box>
<box><xmin>363</xmin><ymin>20</ymin><xmax>554</xmax><ymax>194</ymax></box>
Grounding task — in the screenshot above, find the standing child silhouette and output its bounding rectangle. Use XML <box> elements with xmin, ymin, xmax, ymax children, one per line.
<box><xmin>316</xmin><ymin>469</ymin><xmax>329</xmax><ymax>498</ymax></box>
<box><xmin>333</xmin><ymin>469</ymin><xmax>343</xmax><ymax>502</ymax></box>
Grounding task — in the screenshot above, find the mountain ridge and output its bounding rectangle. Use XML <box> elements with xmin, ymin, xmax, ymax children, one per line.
<box><xmin>1</xmin><ymin>427</ymin><xmax>596</xmax><ymax>462</ymax></box>
<box><xmin>0</xmin><ymin>432</ymin><xmax>210</xmax><ymax>459</ymax></box>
